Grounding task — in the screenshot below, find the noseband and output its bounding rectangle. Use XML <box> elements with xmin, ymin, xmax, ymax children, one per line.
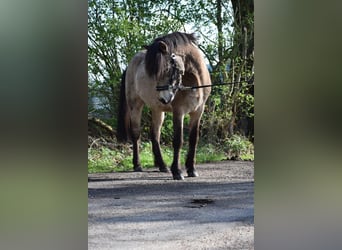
<box><xmin>156</xmin><ymin>53</ymin><xmax>184</xmax><ymax>92</ymax></box>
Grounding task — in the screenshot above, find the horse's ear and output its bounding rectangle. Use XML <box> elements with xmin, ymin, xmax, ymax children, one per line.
<box><xmin>158</xmin><ymin>41</ymin><xmax>168</xmax><ymax>54</ymax></box>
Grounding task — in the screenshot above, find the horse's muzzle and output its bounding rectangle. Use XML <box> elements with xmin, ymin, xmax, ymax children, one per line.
<box><xmin>159</xmin><ymin>97</ymin><xmax>171</xmax><ymax>105</ymax></box>
<box><xmin>159</xmin><ymin>90</ymin><xmax>174</xmax><ymax>104</ymax></box>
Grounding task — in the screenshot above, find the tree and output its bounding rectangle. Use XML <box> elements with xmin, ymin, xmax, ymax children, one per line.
<box><xmin>88</xmin><ymin>0</ymin><xmax>184</xmax><ymax>122</ymax></box>
<box><xmin>230</xmin><ymin>0</ymin><xmax>254</xmax><ymax>140</ymax></box>
<box><xmin>88</xmin><ymin>0</ymin><xmax>254</xmax><ymax>143</ymax></box>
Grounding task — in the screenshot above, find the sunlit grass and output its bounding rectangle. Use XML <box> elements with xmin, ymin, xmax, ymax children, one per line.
<box><xmin>88</xmin><ymin>135</ymin><xmax>253</xmax><ymax>173</ymax></box>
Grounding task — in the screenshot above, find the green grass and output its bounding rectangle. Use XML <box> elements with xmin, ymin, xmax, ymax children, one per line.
<box><xmin>88</xmin><ymin>147</ymin><xmax>125</xmax><ymax>173</ymax></box>
<box><xmin>88</xmin><ymin>142</ymin><xmax>186</xmax><ymax>173</ymax></box>
<box><xmin>88</xmin><ymin>135</ymin><xmax>253</xmax><ymax>173</ymax></box>
<box><xmin>196</xmin><ymin>144</ymin><xmax>226</xmax><ymax>163</ymax></box>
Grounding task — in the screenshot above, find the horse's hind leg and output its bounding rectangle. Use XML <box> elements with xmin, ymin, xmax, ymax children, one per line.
<box><xmin>151</xmin><ymin>110</ymin><xmax>168</xmax><ymax>172</ymax></box>
<box><xmin>186</xmin><ymin>107</ymin><xmax>204</xmax><ymax>177</ymax></box>
<box><xmin>129</xmin><ymin>100</ymin><xmax>144</xmax><ymax>172</ymax></box>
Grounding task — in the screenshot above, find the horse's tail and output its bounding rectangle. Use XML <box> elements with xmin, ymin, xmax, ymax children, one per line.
<box><xmin>117</xmin><ymin>70</ymin><xmax>130</xmax><ymax>142</ymax></box>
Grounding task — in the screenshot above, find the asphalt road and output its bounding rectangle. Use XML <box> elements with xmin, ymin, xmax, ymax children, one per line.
<box><xmin>88</xmin><ymin>161</ymin><xmax>254</xmax><ymax>250</ymax></box>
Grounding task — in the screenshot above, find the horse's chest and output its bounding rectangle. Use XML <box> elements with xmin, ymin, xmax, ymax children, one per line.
<box><xmin>172</xmin><ymin>90</ymin><xmax>203</xmax><ymax>113</ymax></box>
<box><xmin>138</xmin><ymin>88</ymin><xmax>173</xmax><ymax>112</ymax></box>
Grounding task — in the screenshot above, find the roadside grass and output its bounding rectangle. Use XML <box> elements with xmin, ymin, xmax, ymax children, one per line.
<box><xmin>88</xmin><ymin>135</ymin><xmax>253</xmax><ymax>173</ymax></box>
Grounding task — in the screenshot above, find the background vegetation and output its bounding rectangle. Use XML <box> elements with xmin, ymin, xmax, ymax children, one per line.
<box><xmin>88</xmin><ymin>0</ymin><xmax>254</xmax><ymax>172</ymax></box>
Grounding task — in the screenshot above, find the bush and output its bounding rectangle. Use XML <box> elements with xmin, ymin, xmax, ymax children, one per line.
<box><xmin>222</xmin><ymin>134</ymin><xmax>254</xmax><ymax>161</ymax></box>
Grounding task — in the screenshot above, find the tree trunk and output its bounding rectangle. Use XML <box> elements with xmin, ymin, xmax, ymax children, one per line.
<box><xmin>230</xmin><ymin>0</ymin><xmax>254</xmax><ymax>140</ymax></box>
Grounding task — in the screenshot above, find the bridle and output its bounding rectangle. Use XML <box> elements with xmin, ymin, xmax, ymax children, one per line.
<box><xmin>155</xmin><ymin>53</ymin><xmax>184</xmax><ymax>92</ymax></box>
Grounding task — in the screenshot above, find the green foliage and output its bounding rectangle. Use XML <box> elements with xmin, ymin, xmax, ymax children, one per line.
<box><xmin>196</xmin><ymin>144</ymin><xmax>226</xmax><ymax>163</ymax></box>
<box><xmin>161</xmin><ymin>113</ymin><xmax>174</xmax><ymax>143</ymax></box>
<box><xmin>88</xmin><ymin>142</ymin><xmax>230</xmax><ymax>173</ymax></box>
<box><xmin>88</xmin><ymin>0</ymin><xmax>184</xmax><ymax>123</ymax></box>
<box><xmin>88</xmin><ymin>136</ymin><xmax>253</xmax><ymax>173</ymax></box>
<box><xmin>222</xmin><ymin>134</ymin><xmax>254</xmax><ymax>161</ymax></box>
<box><xmin>88</xmin><ymin>142</ymin><xmax>184</xmax><ymax>173</ymax></box>
<box><xmin>88</xmin><ymin>147</ymin><xmax>127</xmax><ymax>173</ymax></box>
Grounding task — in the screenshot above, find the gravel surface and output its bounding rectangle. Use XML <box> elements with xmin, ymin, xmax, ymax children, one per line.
<box><xmin>88</xmin><ymin>161</ymin><xmax>254</xmax><ymax>250</ymax></box>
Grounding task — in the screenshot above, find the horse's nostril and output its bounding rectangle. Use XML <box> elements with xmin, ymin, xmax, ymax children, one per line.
<box><xmin>159</xmin><ymin>98</ymin><xmax>168</xmax><ymax>104</ymax></box>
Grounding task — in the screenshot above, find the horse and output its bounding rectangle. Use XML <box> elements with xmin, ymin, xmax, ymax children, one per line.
<box><xmin>117</xmin><ymin>32</ymin><xmax>211</xmax><ymax>180</ymax></box>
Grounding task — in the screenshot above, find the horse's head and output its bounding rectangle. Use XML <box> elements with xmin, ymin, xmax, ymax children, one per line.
<box><xmin>156</xmin><ymin>52</ymin><xmax>185</xmax><ymax>104</ymax></box>
<box><xmin>145</xmin><ymin>40</ymin><xmax>185</xmax><ymax>104</ymax></box>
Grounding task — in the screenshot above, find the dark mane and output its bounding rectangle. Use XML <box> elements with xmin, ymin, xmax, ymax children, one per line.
<box><xmin>145</xmin><ymin>32</ymin><xmax>197</xmax><ymax>79</ymax></box>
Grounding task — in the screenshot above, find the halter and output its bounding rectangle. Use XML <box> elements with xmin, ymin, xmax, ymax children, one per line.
<box><xmin>155</xmin><ymin>53</ymin><xmax>184</xmax><ymax>92</ymax></box>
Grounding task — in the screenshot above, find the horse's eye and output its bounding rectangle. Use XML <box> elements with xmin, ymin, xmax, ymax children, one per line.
<box><xmin>171</xmin><ymin>53</ymin><xmax>176</xmax><ymax>59</ymax></box>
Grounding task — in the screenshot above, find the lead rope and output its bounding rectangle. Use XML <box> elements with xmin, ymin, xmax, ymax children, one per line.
<box><xmin>156</xmin><ymin>75</ymin><xmax>254</xmax><ymax>91</ymax></box>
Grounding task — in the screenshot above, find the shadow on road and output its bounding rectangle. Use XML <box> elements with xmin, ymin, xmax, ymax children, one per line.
<box><xmin>89</xmin><ymin>180</ymin><xmax>254</xmax><ymax>224</ymax></box>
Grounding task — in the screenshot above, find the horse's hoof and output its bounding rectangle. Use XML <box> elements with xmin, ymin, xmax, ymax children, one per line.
<box><xmin>134</xmin><ymin>166</ymin><xmax>143</xmax><ymax>172</ymax></box>
<box><xmin>172</xmin><ymin>173</ymin><xmax>184</xmax><ymax>180</ymax></box>
<box><xmin>159</xmin><ymin>167</ymin><xmax>169</xmax><ymax>173</ymax></box>
<box><xmin>187</xmin><ymin>170</ymin><xmax>199</xmax><ymax>177</ymax></box>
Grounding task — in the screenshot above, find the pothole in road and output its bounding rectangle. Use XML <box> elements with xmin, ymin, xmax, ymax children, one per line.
<box><xmin>185</xmin><ymin>198</ymin><xmax>215</xmax><ymax>208</ymax></box>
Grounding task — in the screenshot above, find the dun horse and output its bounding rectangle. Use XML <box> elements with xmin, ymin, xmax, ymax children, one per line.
<box><xmin>117</xmin><ymin>32</ymin><xmax>211</xmax><ymax>180</ymax></box>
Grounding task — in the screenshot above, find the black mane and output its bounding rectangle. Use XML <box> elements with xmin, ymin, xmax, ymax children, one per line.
<box><xmin>153</xmin><ymin>32</ymin><xmax>197</xmax><ymax>51</ymax></box>
<box><xmin>145</xmin><ymin>32</ymin><xmax>197</xmax><ymax>79</ymax></box>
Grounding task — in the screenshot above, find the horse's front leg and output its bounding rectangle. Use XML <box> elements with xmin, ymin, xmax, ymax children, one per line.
<box><xmin>171</xmin><ymin>112</ymin><xmax>184</xmax><ymax>180</ymax></box>
<box><xmin>186</xmin><ymin>108</ymin><xmax>204</xmax><ymax>177</ymax></box>
<box><xmin>151</xmin><ymin>110</ymin><xmax>168</xmax><ymax>172</ymax></box>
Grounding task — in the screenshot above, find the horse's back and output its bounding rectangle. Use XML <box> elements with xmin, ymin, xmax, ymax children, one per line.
<box><xmin>125</xmin><ymin>51</ymin><xmax>146</xmax><ymax>102</ymax></box>
<box><xmin>125</xmin><ymin>51</ymin><xmax>146</xmax><ymax>89</ymax></box>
